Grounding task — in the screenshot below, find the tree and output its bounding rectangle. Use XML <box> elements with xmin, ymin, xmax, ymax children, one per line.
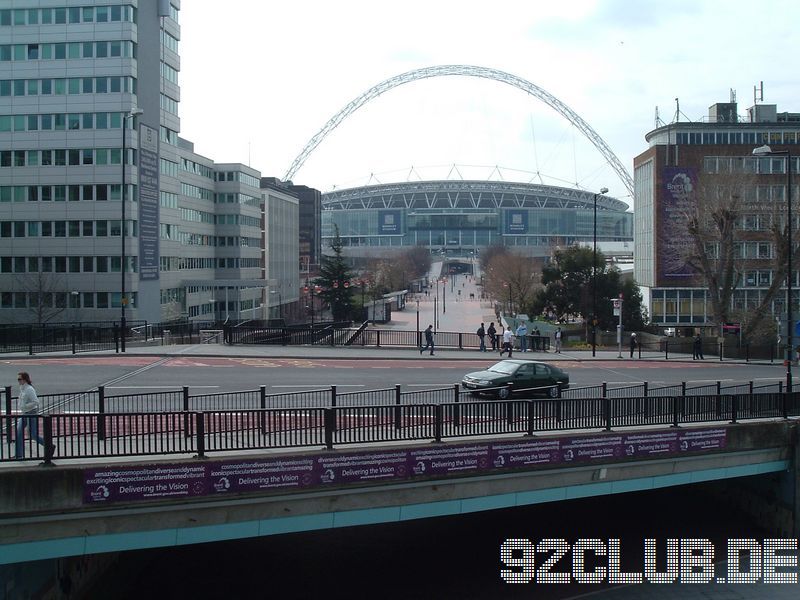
<box><xmin>674</xmin><ymin>167</ymin><xmax>792</xmax><ymax>341</ymax></box>
<box><xmin>531</xmin><ymin>245</ymin><xmax>641</xmax><ymax>329</ymax></box>
<box><xmin>16</xmin><ymin>273</ymin><xmax>68</xmax><ymax>324</ymax></box>
<box><xmin>314</xmin><ymin>226</ymin><xmax>354</xmax><ymax>322</ymax></box>
<box><xmin>484</xmin><ymin>252</ymin><xmax>538</xmax><ymax>316</ymax></box>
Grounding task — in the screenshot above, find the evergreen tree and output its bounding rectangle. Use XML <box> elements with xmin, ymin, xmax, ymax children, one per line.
<box><xmin>314</xmin><ymin>226</ymin><xmax>354</xmax><ymax>322</ymax></box>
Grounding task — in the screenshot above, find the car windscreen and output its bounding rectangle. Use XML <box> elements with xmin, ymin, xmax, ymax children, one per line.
<box><xmin>488</xmin><ymin>362</ymin><xmax>517</xmax><ymax>375</ymax></box>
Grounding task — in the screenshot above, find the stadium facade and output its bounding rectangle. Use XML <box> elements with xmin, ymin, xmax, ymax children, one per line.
<box><xmin>322</xmin><ymin>180</ymin><xmax>633</xmax><ymax>258</ymax></box>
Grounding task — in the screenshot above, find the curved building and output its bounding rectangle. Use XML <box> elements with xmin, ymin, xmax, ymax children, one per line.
<box><xmin>322</xmin><ymin>180</ymin><xmax>633</xmax><ymax>257</ymax></box>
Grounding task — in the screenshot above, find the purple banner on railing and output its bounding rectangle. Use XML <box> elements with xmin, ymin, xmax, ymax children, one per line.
<box><xmin>622</xmin><ymin>431</ymin><xmax>678</xmax><ymax>457</ymax></box>
<box><xmin>560</xmin><ymin>435</ymin><xmax>624</xmax><ymax>463</ymax></box>
<box><xmin>491</xmin><ymin>439</ymin><xmax>560</xmax><ymax>468</ymax></box>
<box><xmin>317</xmin><ymin>450</ymin><xmax>409</xmax><ymax>485</ymax></box>
<box><xmin>84</xmin><ymin>464</ymin><xmax>208</xmax><ymax>503</ymax></box>
<box><xmin>409</xmin><ymin>444</ymin><xmax>491</xmax><ymax>476</ymax></box>
<box><xmin>82</xmin><ymin>427</ymin><xmax>729</xmax><ymax>504</ymax></box>
<box><xmin>678</xmin><ymin>428</ymin><xmax>727</xmax><ymax>452</ymax></box>
<box><xmin>209</xmin><ymin>457</ymin><xmax>316</xmax><ymax>494</ymax></box>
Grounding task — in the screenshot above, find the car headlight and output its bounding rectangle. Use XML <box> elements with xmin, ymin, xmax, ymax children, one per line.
<box><xmin>479</xmin><ymin>380</ymin><xmax>491</xmax><ymax>385</ymax></box>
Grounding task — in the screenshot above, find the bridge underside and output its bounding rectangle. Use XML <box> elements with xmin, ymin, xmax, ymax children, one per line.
<box><xmin>0</xmin><ymin>421</ymin><xmax>795</xmax><ymax>565</ymax></box>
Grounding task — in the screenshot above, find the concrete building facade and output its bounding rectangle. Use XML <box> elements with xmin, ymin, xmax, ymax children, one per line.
<box><xmin>633</xmin><ymin>99</ymin><xmax>800</xmax><ymax>329</ymax></box>
<box><xmin>0</xmin><ymin>1</ymin><xmax>295</xmax><ymax>324</ymax></box>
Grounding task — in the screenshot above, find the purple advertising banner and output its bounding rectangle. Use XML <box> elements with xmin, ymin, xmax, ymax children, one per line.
<box><xmin>83</xmin><ymin>428</ymin><xmax>728</xmax><ymax>504</ymax></box>
<box><xmin>83</xmin><ymin>464</ymin><xmax>208</xmax><ymax>504</ymax></box>
<box><xmin>138</xmin><ymin>123</ymin><xmax>160</xmax><ymax>281</ymax></box>
<box><xmin>622</xmin><ymin>431</ymin><xmax>679</xmax><ymax>458</ymax></box>
<box><xmin>491</xmin><ymin>439</ymin><xmax>561</xmax><ymax>469</ymax></box>
<box><xmin>409</xmin><ymin>444</ymin><xmax>491</xmax><ymax>477</ymax></box>
<box><xmin>316</xmin><ymin>450</ymin><xmax>409</xmax><ymax>485</ymax></box>
<box><xmin>658</xmin><ymin>166</ymin><xmax>697</xmax><ymax>282</ymax></box>
<box><xmin>209</xmin><ymin>457</ymin><xmax>315</xmax><ymax>494</ymax></box>
<box><xmin>678</xmin><ymin>428</ymin><xmax>727</xmax><ymax>452</ymax></box>
<box><xmin>560</xmin><ymin>435</ymin><xmax>624</xmax><ymax>463</ymax></box>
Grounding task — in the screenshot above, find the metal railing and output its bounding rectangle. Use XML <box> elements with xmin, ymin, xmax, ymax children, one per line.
<box><xmin>4</xmin><ymin>390</ymin><xmax>799</xmax><ymax>464</ymax></box>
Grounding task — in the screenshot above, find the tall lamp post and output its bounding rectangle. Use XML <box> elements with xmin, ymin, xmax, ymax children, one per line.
<box><xmin>753</xmin><ymin>145</ymin><xmax>793</xmax><ymax>392</ymax></box>
<box><xmin>592</xmin><ymin>186</ymin><xmax>609</xmax><ymax>357</ymax></box>
<box><xmin>120</xmin><ymin>107</ymin><xmax>143</xmax><ymax>353</ymax></box>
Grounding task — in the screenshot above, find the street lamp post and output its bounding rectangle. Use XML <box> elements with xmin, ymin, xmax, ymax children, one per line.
<box><xmin>120</xmin><ymin>107</ymin><xmax>142</xmax><ymax>353</ymax></box>
<box><xmin>753</xmin><ymin>145</ymin><xmax>793</xmax><ymax>392</ymax></box>
<box><xmin>592</xmin><ymin>186</ymin><xmax>609</xmax><ymax>358</ymax></box>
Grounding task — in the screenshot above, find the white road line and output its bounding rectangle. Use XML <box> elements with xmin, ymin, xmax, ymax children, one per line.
<box><xmin>270</xmin><ymin>384</ymin><xmax>364</xmax><ymax>388</ymax></box>
<box><xmin>106</xmin><ymin>385</ymin><xmax>220</xmax><ymax>389</ymax></box>
<box><xmin>406</xmin><ymin>383</ymin><xmax>452</xmax><ymax>387</ymax></box>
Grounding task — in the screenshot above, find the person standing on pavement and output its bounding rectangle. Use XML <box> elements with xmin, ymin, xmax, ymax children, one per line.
<box><xmin>629</xmin><ymin>332</ymin><xmax>638</xmax><ymax>358</ymax></box>
<box><xmin>500</xmin><ymin>328</ymin><xmax>514</xmax><ymax>357</ymax></box>
<box><xmin>477</xmin><ymin>323</ymin><xmax>486</xmax><ymax>352</ymax></box>
<box><xmin>554</xmin><ymin>327</ymin><xmax>562</xmax><ymax>353</ymax></box>
<box><xmin>487</xmin><ymin>322</ymin><xmax>497</xmax><ymax>351</ymax></box>
<box><xmin>15</xmin><ymin>372</ymin><xmax>54</xmax><ymax>459</ymax></box>
<box><xmin>516</xmin><ymin>321</ymin><xmax>528</xmax><ymax>352</ymax></box>
<box><xmin>693</xmin><ymin>334</ymin><xmax>704</xmax><ymax>360</ymax></box>
<box><xmin>420</xmin><ymin>324</ymin><xmax>435</xmax><ymax>356</ymax></box>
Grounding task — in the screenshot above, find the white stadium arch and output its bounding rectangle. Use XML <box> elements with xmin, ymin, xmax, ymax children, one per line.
<box><xmin>284</xmin><ymin>65</ymin><xmax>633</xmax><ymax>195</ymax></box>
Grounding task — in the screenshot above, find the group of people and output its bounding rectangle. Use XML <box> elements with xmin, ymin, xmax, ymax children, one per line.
<box><xmin>474</xmin><ymin>322</ymin><xmax>547</xmax><ymax>357</ymax></box>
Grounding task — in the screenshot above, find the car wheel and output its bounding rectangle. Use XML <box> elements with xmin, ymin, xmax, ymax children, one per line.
<box><xmin>548</xmin><ymin>386</ymin><xmax>560</xmax><ymax>398</ymax></box>
<box><xmin>497</xmin><ymin>387</ymin><xmax>511</xmax><ymax>400</ymax></box>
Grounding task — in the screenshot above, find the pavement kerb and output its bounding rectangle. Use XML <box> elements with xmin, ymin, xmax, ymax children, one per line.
<box><xmin>0</xmin><ymin>346</ymin><xmax>785</xmax><ymax>366</ymax></box>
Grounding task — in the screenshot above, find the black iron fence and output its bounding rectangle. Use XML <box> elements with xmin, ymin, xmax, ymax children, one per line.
<box><xmin>4</xmin><ymin>389</ymin><xmax>798</xmax><ymax>464</ymax></box>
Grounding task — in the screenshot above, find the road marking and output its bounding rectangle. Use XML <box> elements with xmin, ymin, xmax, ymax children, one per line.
<box><xmin>270</xmin><ymin>384</ymin><xmax>364</xmax><ymax>388</ymax></box>
<box><xmin>106</xmin><ymin>385</ymin><xmax>220</xmax><ymax>389</ymax></box>
<box><xmin>406</xmin><ymin>383</ymin><xmax>452</xmax><ymax>387</ymax></box>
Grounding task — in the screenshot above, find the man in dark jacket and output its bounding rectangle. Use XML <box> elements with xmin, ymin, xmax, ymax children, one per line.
<box><xmin>477</xmin><ymin>323</ymin><xmax>486</xmax><ymax>352</ymax></box>
<box><xmin>420</xmin><ymin>325</ymin><xmax>435</xmax><ymax>356</ymax></box>
<box><xmin>487</xmin><ymin>322</ymin><xmax>497</xmax><ymax>351</ymax></box>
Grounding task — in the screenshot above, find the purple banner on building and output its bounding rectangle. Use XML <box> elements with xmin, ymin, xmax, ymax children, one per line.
<box><xmin>658</xmin><ymin>167</ymin><xmax>697</xmax><ymax>282</ymax></box>
<box><xmin>504</xmin><ymin>209</ymin><xmax>529</xmax><ymax>235</ymax></box>
<box><xmin>209</xmin><ymin>457</ymin><xmax>316</xmax><ymax>494</ymax></box>
<box><xmin>138</xmin><ymin>123</ymin><xmax>160</xmax><ymax>281</ymax></box>
<box><xmin>83</xmin><ymin>464</ymin><xmax>208</xmax><ymax>504</ymax></box>
<box><xmin>378</xmin><ymin>210</ymin><xmax>402</xmax><ymax>235</ymax></box>
<box><xmin>491</xmin><ymin>439</ymin><xmax>561</xmax><ymax>468</ymax></box>
<box><xmin>316</xmin><ymin>450</ymin><xmax>409</xmax><ymax>485</ymax></box>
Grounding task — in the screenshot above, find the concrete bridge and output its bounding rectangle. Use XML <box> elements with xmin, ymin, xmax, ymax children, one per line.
<box><xmin>1</xmin><ymin>419</ymin><xmax>797</xmax><ymax>566</ymax></box>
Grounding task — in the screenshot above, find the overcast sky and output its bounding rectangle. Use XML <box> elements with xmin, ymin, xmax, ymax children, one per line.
<box><xmin>178</xmin><ymin>0</ymin><xmax>798</xmax><ymax>208</ymax></box>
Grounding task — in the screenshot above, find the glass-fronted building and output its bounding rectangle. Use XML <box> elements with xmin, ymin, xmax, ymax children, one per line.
<box><xmin>322</xmin><ymin>180</ymin><xmax>632</xmax><ymax>258</ymax></box>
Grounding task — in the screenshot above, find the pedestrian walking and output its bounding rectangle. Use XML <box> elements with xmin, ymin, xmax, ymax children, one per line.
<box><xmin>629</xmin><ymin>332</ymin><xmax>638</xmax><ymax>358</ymax></box>
<box><xmin>477</xmin><ymin>323</ymin><xmax>486</xmax><ymax>352</ymax></box>
<box><xmin>15</xmin><ymin>372</ymin><xmax>54</xmax><ymax>459</ymax></box>
<box><xmin>516</xmin><ymin>321</ymin><xmax>528</xmax><ymax>352</ymax></box>
<box><xmin>420</xmin><ymin>324</ymin><xmax>435</xmax><ymax>356</ymax></box>
<box><xmin>487</xmin><ymin>322</ymin><xmax>498</xmax><ymax>351</ymax></box>
<box><xmin>500</xmin><ymin>328</ymin><xmax>514</xmax><ymax>357</ymax></box>
<box><xmin>693</xmin><ymin>334</ymin><xmax>704</xmax><ymax>360</ymax></box>
<box><xmin>531</xmin><ymin>326</ymin><xmax>541</xmax><ymax>351</ymax></box>
<box><xmin>554</xmin><ymin>327</ymin><xmax>562</xmax><ymax>353</ymax></box>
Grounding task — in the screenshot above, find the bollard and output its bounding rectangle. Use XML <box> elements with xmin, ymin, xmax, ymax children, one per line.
<box><xmin>602</xmin><ymin>382</ymin><xmax>607</xmax><ymax>398</ymax></box>
<box><xmin>71</xmin><ymin>326</ymin><xmax>76</xmax><ymax>354</ymax></box>
<box><xmin>376</xmin><ymin>330</ymin><xmax>381</xmax><ymax>348</ymax></box>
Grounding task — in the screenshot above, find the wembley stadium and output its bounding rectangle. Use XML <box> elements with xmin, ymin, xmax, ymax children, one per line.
<box><xmin>321</xmin><ymin>179</ymin><xmax>633</xmax><ymax>259</ymax></box>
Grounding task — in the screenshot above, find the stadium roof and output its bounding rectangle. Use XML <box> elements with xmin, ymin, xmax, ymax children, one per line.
<box><xmin>322</xmin><ymin>180</ymin><xmax>630</xmax><ymax>212</ymax></box>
